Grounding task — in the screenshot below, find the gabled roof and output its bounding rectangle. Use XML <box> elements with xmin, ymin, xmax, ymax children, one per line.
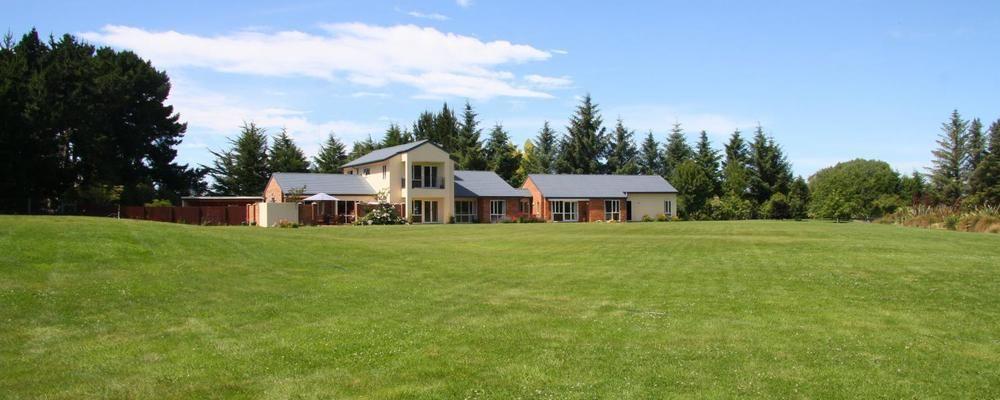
<box><xmin>341</xmin><ymin>140</ymin><xmax>433</xmax><ymax>168</ymax></box>
<box><xmin>526</xmin><ymin>174</ymin><xmax>677</xmax><ymax>198</ymax></box>
<box><xmin>454</xmin><ymin>170</ymin><xmax>530</xmax><ymax>198</ymax></box>
<box><xmin>271</xmin><ymin>172</ymin><xmax>377</xmax><ymax>195</ymax></box>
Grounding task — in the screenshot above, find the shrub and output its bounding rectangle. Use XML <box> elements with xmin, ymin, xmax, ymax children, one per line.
<box><xmin>877</xmin><ymin>204</ymin><xmax>1000</xmax><ymax>233</ymax></box>
<box><xmin>656</xmin><ymin>213</ymin><xmax>671</xmax><ymax>222</ymax></box>
<box><xmin>144</xmin><ymin>199</ymin><xmax>172</xmax><ymax>207</ymax></box>
<box><xmin>513</xmin><ymin>215</ymin><xmax>544</xmax><ymax>223</ymax></box>
<box><xmin>355</xmin><ymin>190</ymin><xmax>405</xmax><ymax>225</ymax></box>
<box><xmin>641</xmin><ymin>215</ymin><xmax>654</xmax><ymax>222</ymax></box>
<box><xmin>275</xmin><ymin>219</ymin><xmax>299</xmax><ymax>228</ymax></box>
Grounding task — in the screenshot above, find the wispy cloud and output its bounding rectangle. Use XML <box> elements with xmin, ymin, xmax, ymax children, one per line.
<box><xmin>456</xmin><ymin>0</ymin><xmax>472</xmax><ymax>8</ymax></box>
<box><xmin>351</xmin><ymin>91</ymin><xmax>390</xmax><ymax>98</ymax></box>
<box><xmin>550</xmin><ymin>49</ymin><xmax>569</xmax><ymax>55</ymax></box>
<box><xmin>81</xmin><ymin>23</ymin><xmax>559</xmax><ymax>99</ymax></box>
<box><xmin>396</xmin><ymin>7</ymin><xmax>449</xmax><ymax>21</ymax></box>
<box><xmin>524</xmin><ymin>74</ymin><xmax>573</xmax><ymax>89</ymax></box>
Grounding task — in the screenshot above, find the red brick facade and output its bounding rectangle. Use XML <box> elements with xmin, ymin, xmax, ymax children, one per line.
<box><xmin>473</xmin><ymin>197</ymin><xmax>530</xmax><ymax>223</ymax></box>
<box><xmin>521</xmin><ymin>178</ymin><xmax>627</xmax><ymax>222</ymax></box>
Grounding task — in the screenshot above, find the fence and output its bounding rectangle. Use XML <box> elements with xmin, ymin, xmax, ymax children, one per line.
<box><xmin>122</xmin><ymin>206</ymin><xmax>249</xmax><ymax>225</ymax></box>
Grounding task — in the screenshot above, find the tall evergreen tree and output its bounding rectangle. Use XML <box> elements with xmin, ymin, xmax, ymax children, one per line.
<box><xmin>431</xmin><ymin>103</ymin><xmax>460</xmax><ymax>153</ymax></box>
<box><xmin>638</xmin><ymin>131</ymin><xmax>661</xmax><ymax>176</ymax></box>
<box><xmin>788</xmin><ymin>176</ymin><xmax>810</xmax><ymax>219</ymax></box>
<box><xmin>348</xmin><ymin>135</ymin><xmax>378</xmax><ymax>161</ymax></box>
<box><xmin>747</xmin><ymin>125</ymin><xmax>793</xmax><ymax>206</ymax></box>
<box><xmin>969</xmin><ymin>119</ymin><xmax>1000</xmax><ymax>206</ymax></box>
<box><xmin>899</xmin><ymin>171</ymin><xmax>927</xmax><ymax>206</ymax></box>
<box><xmin>517</xmin><ymin>139</ymin><xmax>543</xmax><ymax>177</ymax></box>
<box><xmin>269</xmin><ymin>129</ymin><xmax>310</xmax><ymax>172</ymax></box>
<box><xmin>721</xmin><ymin>129</ymin><xmax>751</xmax><ymax>198</ymax></box>
<box><xmin>484</xmin><ymin>124</ymin><xmax>522</xmax><ymax>184</ymax></box>
<box><xmin>966</xmin><ymin>118</ymin><xmax>986</xmax><ymax>176</ymax></box>
<box><xmin>929</xmin><ymin>110</ymin><xmax>969</xmax><ymax>205</ymax></box>
<box><xmin>455</xmin><ymin>101</ymin><xmax>487</xmax><ymax>170</ymax></box>
<box><xmin>313</xmin><ymin>133</ymin><xmax>349</xmax><ymax>173</ymax></box>
<box><xmin>606</xmin><ymin>119</ymin><xmax>639</xmax><ymax>174</ymax></box>
<box><xmin>412</xmin><ymin>111</ymin><xmax>435</xmax><ymax>141</ymax></box>
<box><xmin>208</xmin><ymin>122</ymin><xmax>270</xmax><ymax>195</ymax></box>
<box><xmin>557</xmin><ymin>94</ymin><xmax>606</xmax><ymax>173</ymax></box>
<box><xmin>694</xmin><ymin>131</ymin><xmax>721</xmax><ymax>196</ymax></box>
<box><xmin>661</xmin><ymin>123</ymin><xmax>692</xmax><ymax>179</ymax></box>
<box><xmin>671</xmin><ymin>159</ymin><xmax>713</xmax><ymax>218</ymax></box>
<box><xmin>381</xmin><ymin>123</ymin><xmax>407</xmax><ymax>147</ymax></box>
<box><xmin>533</xmin><ymin>121</ymin><xmax>559</xmax><ymax>174</ymax></box>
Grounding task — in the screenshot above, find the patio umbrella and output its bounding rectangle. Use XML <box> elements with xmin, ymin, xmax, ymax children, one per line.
<box><xmin>303</xmin><ymin>193</ymin><xmax>338</xmax><ymax>202</ymax></box>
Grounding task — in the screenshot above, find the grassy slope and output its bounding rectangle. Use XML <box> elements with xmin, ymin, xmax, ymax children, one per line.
<box><xmin>1</xmin><ymin>217</ymin><xmax>998</xmax><ymax>399</ymax></box>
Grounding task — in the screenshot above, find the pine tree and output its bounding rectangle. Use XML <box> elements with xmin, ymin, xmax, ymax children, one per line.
<box><xmin>638</xmin><ymin>131</ymin><xmax>661</xmax><ymax>175</ymax></box>
<box><xmin>661</xmin><ymin>122</ymin><xmax>692</xmax><ymax>179</ymax></box>
<box><xmin>929</xmin><ymin>110</ymin><xmax>969</xmax><ymax>205</ymax></box>
<box><xmin>208</xmin><ymin>122</ymin><xmax>270</xmax><ymax>195</ymax></box>
<box><xmin>788</xmin><ymin>176</ymin><xmax>810</xmax><ymax>219</ymax></box>
<box><xmin>454</xmin><ymin>101</ymin><xmax>487</xmax><ymax>170</ymax></box>
<box><xmin>269</xmin><ymin>128</ymin><xmax>310</xmax><ymax>172</ymax></box>
<box><xmin>747</xmin><ymin>125</ymin><xmax>792</xmax><ymax>207</ymax></box>
<box><xmin>671</xmin><ymin>159</ymin><xmax>712</xmax><ymax>219</ymax></box>
<box><xmin>722</xmin><ymin>129</ymin><xmax>750</xmax><ymax>198</ymax></box>
<box><xmin>381</xmin><ymin>123</ymin><xmax>407</xmax><ymax>147</ymax></box>
<box><xmin>348</xmin><ymin>135</ymin><xmax>378</xmax><ymax>161</ymax></box>
<box><xmin>557</xmin><ymin>94</ymin><xmax>606</xmax><ymax>173</ymax></box>
<box><xmin>432</xmin><ymin>103</ymin><xmax>460</xmax><ymax>152</ymax></box>
<box><xmin>899</xmin><ymin>171</ymin><xmax>927</xmax><ymax>205</ymax></box>
<box><xmin>966</xmin><ymin>118</ymin><xmax>986</xmax><ymax>176</ymax></box>
<box><xmin>313</xmin><ymin>133</ymin><xmax>349</xmax><ymax>173</ymax></box>
<box><xmin>518</xmin><ymin>140</ymin><xmax>543</xmax><ymax>178</ymax></box>
<box><xmin>969</xmin><ymin>119</ymin><xmax>1000</xmax><ymax>206</ymax></box>
<box><xmin>484</xmin><ymin>124</ymin><xmax>522</xmax><ymax>184</ymax></box>
<box><xmin>533</xmin><ymin>121</ymin><xmax>559</xmax><ymax>174</ymax></box>
<box><xmin>607</xmin><ymin>119</ymin><xmax>639</xmax><ymax>174</ymax></box>
<box><xmin>412</xmin><ymin>111</ymin><xmax>435</xmax><ymax>141</ymax></box>
<box><xmin>694</xmin><ymin>131</ymin><xmax>721</xmax><ymax>196</ymax></box>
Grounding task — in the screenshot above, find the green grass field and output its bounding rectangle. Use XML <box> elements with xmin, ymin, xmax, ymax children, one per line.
<box><xmin>1</xmin><ymin>217</ymin><xmax>998</xmax><ymax>398</ymax></box>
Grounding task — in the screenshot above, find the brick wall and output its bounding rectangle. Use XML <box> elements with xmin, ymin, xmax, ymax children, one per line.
<box><xmin>263</xmin><ymin>178</ymin><xmax>283</xmax><ymax>202</ymax></box>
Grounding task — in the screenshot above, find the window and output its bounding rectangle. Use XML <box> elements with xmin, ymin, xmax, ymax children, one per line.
<box><xmin>664</xmin><ymin>200</ymin><xmax>672</xmax><ymax>216</ymax></box>
<box><xmin>490</xmin><ymin>200</ymin><xmax>506</xmax><ymax>222</ymax></box>
<box><xmin>455</xmin><ymin>200</ymin><xmax>476</xmax><ymax>223</ymax></box>
<box><xmin>519</xmin><ymin>199</ymin><xmax>530</xmax><ymax>213</ymax></box>
<box><xmin>604</xmin><ymin>200</ymin><xmax>620</xmax><ymax>221</ymax></box>
<box><xmin>412</xmin><ymin>200</ymin><xmax>423</xmax><ymax>221</ymax></box>
<box><xmin>411</xmin><ymin>164</ymin><xmax>441</xmax><ymax>188</ymax></box>
<box><xmin>550</xmin><ymin>201</ymin><xmax>578</xmax><ymax>222</ymax></box>
<box><xmin>362</xmin><ymin>167</ymin><xmax>370</xmax><ymax>176</ymax></box>
<box><xmin>412</xmin><ymin>200</ymin><xmax>439</xmax><ymax>223</ymax></box>
<box><xmin>382</xmin><ymin>165</ymin><xmax>387</xmax><ymax>179</ymax></box>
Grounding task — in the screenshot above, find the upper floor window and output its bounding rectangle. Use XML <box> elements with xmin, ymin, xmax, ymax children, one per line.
<box><xmin>411</xmin><ymin>164</ymin><xmax>442</xmax><ymax>188</ymax></box>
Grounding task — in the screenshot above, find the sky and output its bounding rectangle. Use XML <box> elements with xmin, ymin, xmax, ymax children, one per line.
<box><xmin>7</xmin><ymin>0</ymin><xmax>1000</xmax><ymax>177</ymax></box>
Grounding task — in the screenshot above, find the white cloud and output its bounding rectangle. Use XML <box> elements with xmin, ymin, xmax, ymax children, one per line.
<box><xmin>80</xmin><ymin>23</ymin><xmax>557</xmax><ymax>99</ymax></box>
<box><xmin>550</xmin><ymin>49</ymin><xmax>569</xmax><ymax>55</ymax></box>
<box><xmin>524</xmin><ymin>74</ymin><xmax>573</xmax><ymax>89</ymax></box>
<box><xmin>456</xmin><ymin>0</ymin><xmax>472</xmax><ymax>8</ymax></box>
<box><xmin>405</xmin><ymin>10</ymin><xmax>450</xmax><ymax>21</ymax></box>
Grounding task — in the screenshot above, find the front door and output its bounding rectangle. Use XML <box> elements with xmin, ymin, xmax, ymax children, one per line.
<box><xmin>626</xmin><ymin>201</ymin><xmax>633</xmax><ymax>221</ymax></box>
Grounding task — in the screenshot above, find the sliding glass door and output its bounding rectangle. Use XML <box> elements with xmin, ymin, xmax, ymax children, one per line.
<box><xmin>550</xmin><ymin>201</ymin><xmax>578</xmax><ymax>222</ymax></box>
<box><xmin>411</xmin><ymin>200</ymin><xmax>440</xmax><ymax>223</ymax></box>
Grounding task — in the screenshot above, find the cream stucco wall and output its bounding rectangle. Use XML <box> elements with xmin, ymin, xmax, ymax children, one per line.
<box><xmin>258</xmin><ymin>202</ymin><xmax>299</xmax><ymax>227</ymax></box>
<box><xmin>626</xmin><ymin>193</ymin><xmax>679</xmax><ymax>221</ymax></box>
<box><xmin>401</xmin><ymin>144</ymin><xmax>454</xmax><ymax>223</ymax></box>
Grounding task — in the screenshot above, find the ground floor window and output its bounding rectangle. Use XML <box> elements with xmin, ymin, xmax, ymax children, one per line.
<box><xmin>664</xmin><ymin>200</ymin><xmax>672</xmax><ymax>216</ymax></box>
<box><xmin>490</xmin><ymin>199</ymin><xmax>506</xmax><ymax>222</ymax></box>
<box><xmin>411</xmin><ymin>200</ymin><xmax>440</xmax><ymax>223</ymax></box>
<box><xmin>550</xmin><ymin>201</ymin><xmax>578</xmax><ymax>222</ymax></box>
<box><xmin>455</xmin><ymin>200</ymin><xmax>476</xmax><ymax>223</ymax></box>
<box><xmin>604</xmin><ymin>200</ymin><xmax>620</xmax><ymax>221</ymax></box>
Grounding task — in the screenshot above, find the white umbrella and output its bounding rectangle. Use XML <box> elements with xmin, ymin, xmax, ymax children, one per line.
<box><xmin>303</xmin><ymin>193</ymin><xmax>338</xmax><ymax>202</ymax></box>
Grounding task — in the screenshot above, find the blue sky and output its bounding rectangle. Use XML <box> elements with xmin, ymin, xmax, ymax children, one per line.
<box><xmin>8</xmin><ymin>0</ymin><xmax>1000</xmax><ymax>176</ymax></box>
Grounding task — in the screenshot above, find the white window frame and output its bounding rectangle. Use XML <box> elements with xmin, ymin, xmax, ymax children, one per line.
<box><xmin>550</xmin><ymin>201</ymin><xmax>578</xmax><ymax>222</ymax></box>
<box><xmin>604</xmin><ymin>200</ymin><xmax>620</xmax><ymax>221</ymax></box>
<box><xmin>664</xmin><ymin>200</ymin><xmax>672</xmax><ymax>216</ymax></box>
<box><xmin>454</xmin><ymin>200</ymin><xmax>476</xmax><ymax>223</ymax></box>
<box><xmin>490</xmin><ymin>200</ymin><xmax>506</xmax><ymax>222</ymax></box>
<box><xmin>411</xmin><ymin>164</ymin><xmax>440</xmax><ymax>188</ymax></box>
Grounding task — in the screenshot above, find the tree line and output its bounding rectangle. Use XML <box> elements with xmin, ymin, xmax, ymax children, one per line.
<box><xmin>210</xmin><ymin>95</ymin><xmax>808</xmax><ymax>220</ymax></box>
<box><xmin>0</xmin><ymin>29</ymin><xmax>205</xmax><ymax>213</ymax></box>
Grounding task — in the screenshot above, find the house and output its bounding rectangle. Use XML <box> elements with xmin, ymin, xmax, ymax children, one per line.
<box><xmin>256</xmin><ymin>140</ymin><xmax>680</xmax><ymax>225</ymax></box>
<box><xmin>521</xmin><ymin>174</ymin><xmax>678</xmax><ymax>222</ymax></box>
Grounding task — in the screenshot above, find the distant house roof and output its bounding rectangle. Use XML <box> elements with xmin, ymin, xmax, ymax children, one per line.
<box><xmin>526</xmin><ymin>174</ymin><xmax>677</xmax><ymax>198</ymax></box>
<box><xmin>181</xmin><ymin>196</ymin><xmax>262</xmax><ymax>201</ymax></box>
<box><xmin>271</xmin><ymin>172</ymin><xmax>377</xmax><ymax>195</ymax></box>
<box><xmin>454</xmin><ymin>170</ymin><xmax>531</xmax><ymax>198</ymax></box>
<box><xmin>341</xmin><ymin>140</ymin><xmax>433</xmax><ymax>168</ymax></box>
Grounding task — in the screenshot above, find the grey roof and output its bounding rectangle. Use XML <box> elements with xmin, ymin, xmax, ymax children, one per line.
<box><xmin>526</xmin><ymin>174</ymin><xmax>677</xmax><ymax>198</ymax></box>
<box><xmin>454</xmin><ymin>170</ymin><xmax>530</xmax><ymax>198</ymax></box>
<box><xmin>271</xmin><ymin>173</ymin><xmax>377</xmax><ymax>195</ymax></box>
<box><xmin>341</xmin><ymin>140</ymin><xmax>431</xmax><ymax>168</ymax></box>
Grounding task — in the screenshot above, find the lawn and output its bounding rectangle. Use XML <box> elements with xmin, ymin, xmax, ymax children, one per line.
<box><xmin>1</xmin><ymin>217</ymin><xmax>998</xmax><ymax>398</ymax></box>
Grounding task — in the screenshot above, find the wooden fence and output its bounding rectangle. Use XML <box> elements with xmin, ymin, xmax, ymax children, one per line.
<box><xmin>122</xmin><ymin>206</ymin><xmax>249</xmax><ymax>225</ymax></box>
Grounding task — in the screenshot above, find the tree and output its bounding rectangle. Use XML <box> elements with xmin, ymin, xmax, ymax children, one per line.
<box><xmin>747</xmin><ymin>125</ymin><xmax>792</xmax><ymax>208</ymax></box>
<box><xmin>381</xmin><ymin>123</ymin><xmax>408</xmax><ymax>147</ymax></box>
<box><xmin>208</xmin><ymin>122</ymin><xmax>270</xmax><ymax>195</ymax></box>
<box><xmin>533</xmin><ymin>121</ymin><xmax>559</xmax><ymax>174</ymax></box>
<box><xmin>484</xmin><ymin>124</ymin><xmax>522</xmax><ymax>185</ymax></box>
<box><xmin>517</xmin><ymin>140</ymin><xmax>543</xmax><ymax>179</ymax></box>
<box><xmin>431</xmin><ymin>103</ymin><xmax>460</xmax><ymax>153</ymax></box>
<box><xmin>694</xmin><ymin>131</ymin><xmax>721</xmax><ymax>196</ymax></box>
<box><xmin>969</xmin><ymin>119</ymin><xmax>1000</xmax><ymax>206</ymax></box>
<box><xmin>557</xmin><ymin>94</ymin><xmax>606</xmax><ymax>173</ymax></box>
<box><xmin>606</xmin><ymin>119</ymin><xmax>639</xmax><ymax>174</ymax></box>
<box><xmin>638</xmin><ymin>131</ymin><xmax>661</xmax><ymax>176</ymax></box>
<box><xmin>967</xmin><ymin>118</ymin><xmax>986</xmax><ymax>174</ymax></box>
<box><xmin>412</xmin><ymin>111</ymin><xmax>435</xmax><ymax>141</ymax></box>
<box><xmin>670</xmin><ymin>159</ymin><xmax>713</xmax><ymax>218</ymax></box>
<box><xmin>929</xmin><ymin>110</ymin><xmax>968</xmax><ymax>205</ymax></box>
<box><xmin>454</xmin><ymin>101</ymin><xmax>487</xmax><ymax>170</ymax></box>
<box><xmin>313</xmin><ymin>133</ymin><xmax>349</xmax><ymax>173</ymax></box>
<box><xmin>661</xmin><ymin>123</ymin><xmax>692</xmax><ymax>178</ymax></box>
<box><xmin>808</xmin><ymin>159</ymin><xmax>901</xmax><ymax>221</ymax></box>
<box><xmin>899</xmin><ymin>171</ymin><xmax>927</xmax><ymax>206</ymax></box>
<box><xmin>269</xmin><ymin>129</ymin><xmax>310</xmax><ymax>172</ymax></box>
<box><xmin>348</xmin><ymin>135</ymin><xmax>378</xmax><ymax>161</ymax></box>
<box><xmin>788</xmin><ymin>176</ymin><xmax>810</xmax><ymax>219</ymax></box>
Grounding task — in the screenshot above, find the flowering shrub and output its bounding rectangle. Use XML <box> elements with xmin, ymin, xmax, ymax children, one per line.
<box><xmin>354</xmin><ymin>190</ymin><xmax>405</xmax><ymax>226</ymax></box>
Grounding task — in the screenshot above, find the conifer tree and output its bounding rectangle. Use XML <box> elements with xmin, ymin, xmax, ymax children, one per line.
<box><xmin>661</xmin><ymin>123</ymin><xmax>692</xmax><ymax>179</ymax></box>
<box><xmin>671</xmin><ymin>159</ymin><xmax>712</xmax><ymax>218</ymax></box>
<box><xmin>556</xmin><ymin>94</ymin><xmax>606</xmax><ymax>173</ymax></box>
<box><xmin>747</xmin><ymin>125</ymin><xmax>792</xmax><ymax>206</ymax></box>
<box><xmin>899</xmin><ymin>171</ymin><xmax>927</xmax><ymax>205</ymax></box>
<box><xmin>788</xmin><ymin>176</ymin><xmax>810</xmax><ymax>219</ymax></box>
<box><xmin>638</xmin><ymin>131</ymin><xmax>661</xmax><ymax>175</ymax></box>
<box><xmin>484</xmin><ymin>124</ymin><xmax>522</xmax><ymax>184</ymax></box>
<box><xmin>518</xmin><ymin>140</ymin><xmax>543</xmax><ymax>177</ymax></box>
<box><xmin>455</xmin><ymin>101</ymin><xmax>487</xmax><ymax>170</ymax></box>
<box><xmin>208</xmin><ymin>122</ymin><xmax>270</xmax><ymax>195</ymax></box>
<box><xmin>313</xmin><ymin>133</ymin><xmax>349</xmax><ymax>173</ymax></box>
<box><xmin>969</xmin><ymin>119</ymin><xmax>1000</xmax><ymax>205</ymax></box>
<box><xmin>381</xmin><ymin>123</ymin><xmax>407</xmax><ymax>147</ymax></box>
<box><xmin>412</xmin><ymin>111</ymin><xmax>435</xmax><ymax>141</ymax></box>
<box><xmin>966</xmin><ymin>118</ymin><xmax>986</xmax><ymax>176</ymax></box>
<box><xmin>348</xmin><ymin>135</ymin><xmax>378</xmax><ymax>161</ymax></box>
<box><xmin>722</xmin><ymin>129</ymin><xmax>750</xmax><ymax>198</ymax></box>
<box><xmin>533</xmin><ymin>121</ymin><xmax>559</xmax><ymax>174</ymax></box>
<box><xmin>607</xmin><ymin>119</ymin><xmax>639</xmax><ymax>174</ymax></box>
<box><xmin>694</xmin><ymin>131</ymin><xmax>721</xmax><ymax>196</ymax></box>
<box><xmin>929</xmin><ymin>110</ymin><xmax>968</xmax><ymax>205</ymax></box>
<box><xmin>269</xmin><ymin>129</ymin><xmax>310</xmax><ymax>172</ymax></box>
<box><xmin>432</xmin><ymin>103</ymin><xmax>460</xmax><ymax>152</ymax></box>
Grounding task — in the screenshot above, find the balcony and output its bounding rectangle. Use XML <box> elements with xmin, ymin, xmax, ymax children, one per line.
<box><xmin>410</xmin><ymin>176</ymin><xmax>446</xmax><ymax>189</ymax></box>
